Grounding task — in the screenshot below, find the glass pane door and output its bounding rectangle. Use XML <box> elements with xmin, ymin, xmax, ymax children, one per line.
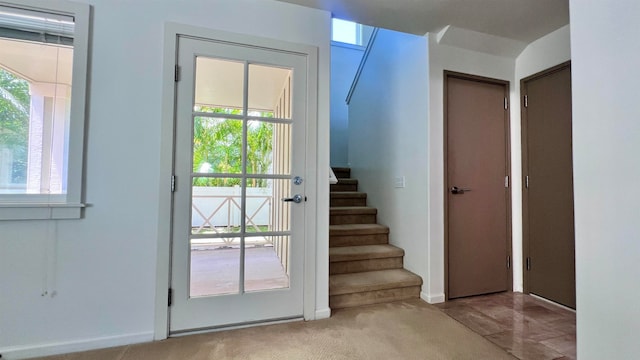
<box><xmin>170</xmin><ymin>35</ymin><xmax>308</xmax><ymax>333</ymax></box>
<box><xmin>190</xmin><ymin>58</ymin><xmax>294</xmax><ymax>297</ymax></box>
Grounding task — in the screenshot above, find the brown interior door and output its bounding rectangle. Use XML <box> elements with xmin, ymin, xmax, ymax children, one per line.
<box><xmin>522</xmin><ymin>63</ymin><xmax>575</xmax><ymax>309</ymax></box>
<box><xmin>446</xmin><ymin>73</ymin><xmax>511</xmax><ymax>299</ymax></box>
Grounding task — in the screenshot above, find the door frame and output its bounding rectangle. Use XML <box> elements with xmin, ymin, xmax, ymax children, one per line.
<box><xmin>154</xmin><ymin>23</ymin><xmax>319</xmax><ymax>339</ymax></box>
<box><xmin>443</xmin><ymin>70</ymin><xmax>513</xmax><ymax>300</ymax></box>
<box><xmin>520</xmin><ymin>61</ymin><xmax>572</xmax><ymax>295</ymax></box>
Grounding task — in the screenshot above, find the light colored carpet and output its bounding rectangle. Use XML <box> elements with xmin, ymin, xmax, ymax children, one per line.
<box><xmin>34</xmin><ymin>299</ymin><xmax>515</xmax><ymax>360</ymax></box>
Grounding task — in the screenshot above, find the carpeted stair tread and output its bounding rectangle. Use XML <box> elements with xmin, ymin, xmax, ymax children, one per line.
<box><xmin>330</xmin><ymin>245</ymin><xmax>404</xmax><ymax>262</ymax></box>
<box><xmin>330</xmin><ymin>206</ymin><xmax>377</xmax><ymax>215</ymax></box>
<box><xmin>330</xmin><ymin>269</ymin><xmax>422</xmax><ymax>296</ymax></box>
<box><xmin>330</xmin><ymin>223</ymin><xmax>390</xmax><ymax>236</ymax></box>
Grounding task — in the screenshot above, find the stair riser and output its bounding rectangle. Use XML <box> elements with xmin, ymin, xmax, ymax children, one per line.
<box><xmin>330</xmin><ymin>198</ymin><xmax>367</xmax><ymax>207</ymax></box>
<box><xmin>330</xmin><ymin>257</ymin><xmax>403</xmax><ymax>275</ymax></box>
<box><xmin>330</xmin><ymin>214</ymin><xmax>376</xmax><ymax>225</ymax></box>
<box><xmin>332</xmin><ymin>170</ymin><xmax>351</xmax><ymax>179</ymax></box>
<box><xmin>330</xmin><ymin>234</ymin><xmax>389</xmax><ymax>247</ymax></box>
<box><xmin>329</xmin><ymin>286</ymin><xmax>421</xmax><ymax>309</ymax></box>
<box><xmin>331</xmin><ymin>184</ymin><xmax>358</xmax><ymax>192</ymax></box>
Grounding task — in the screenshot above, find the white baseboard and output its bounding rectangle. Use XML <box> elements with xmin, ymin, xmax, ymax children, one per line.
<box><xmin>314</xmin><ymin>307</ymin><xmax>331</xmax><ymax>320</ymax></box>
<box><xmin>0</xmin><ymin>331</ymin><xmax>154</xmax><ymax>360</ymax></box>
<box><xmin>530</xmin><ymin>294</ymin><xmax>576</xmax><ymax>313</ymax></box>
<box><xmin>421</xmin><ymin>291</ymin><xmax>445</xmax><ymax>304</ymax></box>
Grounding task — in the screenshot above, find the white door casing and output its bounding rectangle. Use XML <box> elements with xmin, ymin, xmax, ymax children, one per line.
<box><xmin>164</xmin><ymin>31</ymin><xmax>315</xmax><ymax>333</ymax></box>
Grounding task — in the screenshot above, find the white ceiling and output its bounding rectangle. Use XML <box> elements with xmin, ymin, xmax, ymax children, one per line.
<box><xmin>0</xmin><ymin>38</ymin><xmax>73</xmax><ymax>85</ymax></box>
<box><xmin>195</xmin><ymin>57</ymin><xmax>291</xmax><ymax>111</ymax></box>
<box><xmin>275</xmin><ymin>0</ymin><xmax>569</xmax><ymax>43</ymax></box>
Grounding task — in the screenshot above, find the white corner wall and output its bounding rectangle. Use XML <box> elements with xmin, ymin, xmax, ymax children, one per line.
<box><xmin>516</xmin><ymin>25</ymin><xmax>571</xmax><ymax>80</ymax></box>
<box><xmin>0</xmin><ymin>1</ymin><xmax>330</xmax><ymax>359</ymax></box>
<box><xmin>347</xmin><ymin>25</ymin><xmax>571</xmax><ymax>304</ymax></box>
<box><xmin>570</xmin><ymin>1</ymin><xmax>640</xmax><ymax>358</ymax></box>
<box><xmin>513</xmin><ymin>25</ymin><xmax>571</xmax><ymax>291</ymax></box>
<box><xmin>347</xmin><ymin>29</ymin><xmax>430</xmax><ymax>297</ymax></box>
<box><xmin>427</xmin><ymin>34</ymin><xmax>516</xmax><ymax>302</ymax></box>
<box><xmin>330</xmin><ymin>43</ymin><xmax>364</xmax><ymax>167</ymax></box>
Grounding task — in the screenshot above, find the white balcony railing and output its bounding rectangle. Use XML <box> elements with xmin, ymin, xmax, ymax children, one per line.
<box><xmin>192</xmin><ymin>194</ymin><xmax>271</xmax><ymax>233</ymax></box>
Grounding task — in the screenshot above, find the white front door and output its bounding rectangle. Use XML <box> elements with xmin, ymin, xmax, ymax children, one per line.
<box><xmin>170</xmin><ymin>35</ymin><xmax>308</xmax><ymax>333</ymax></box>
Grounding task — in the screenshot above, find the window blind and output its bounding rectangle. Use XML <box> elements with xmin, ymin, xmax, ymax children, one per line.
<box><xmin>0</xmin><ymin>5</ymin><xmax>73</xmax><ymax>45</ymax></box>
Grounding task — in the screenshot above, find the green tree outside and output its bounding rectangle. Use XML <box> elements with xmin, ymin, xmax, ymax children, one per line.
<box><xmin>0</xmin><ymin>68</ymin><xmax>30</xmax><ymax>184</ymax></box>
<box><xmin>193</xmin><ymin>106</ymin><xmax>274</xmax><ymax>188</ymax></box>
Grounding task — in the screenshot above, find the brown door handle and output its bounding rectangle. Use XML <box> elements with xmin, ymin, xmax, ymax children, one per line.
<box><xmin>451</xmin><ymin>186</ymin><xmax>471</xmax><ymax>194</ymax></box>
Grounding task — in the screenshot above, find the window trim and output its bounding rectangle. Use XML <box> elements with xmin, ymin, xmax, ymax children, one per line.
<box><xmin>0</xmin><ymin>0</ymin><xmax>90</xmax><ymax>220</ymax></box>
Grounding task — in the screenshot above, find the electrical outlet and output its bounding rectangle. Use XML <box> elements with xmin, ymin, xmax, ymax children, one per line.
<box><xmin>394</xmin><ymin>176</ymin><xmax>405</xmax><ymax>188</ymax></box>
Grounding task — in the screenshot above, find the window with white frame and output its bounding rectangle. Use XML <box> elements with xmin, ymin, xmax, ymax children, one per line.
<box><xmin>331</xmin><ymin>18</ymin><xmax>363</xmax><ymax>46</ymax></box>
<box><xmin>0</xmin><ymin>0</ymin><xmax>90</xmax><ymax>220</ymax></box>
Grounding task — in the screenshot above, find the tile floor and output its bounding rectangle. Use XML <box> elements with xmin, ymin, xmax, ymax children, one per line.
<box><xmin>434</xmin><ymin>292</ymin><xmax>576</xmax><ymax>360</ymax></box>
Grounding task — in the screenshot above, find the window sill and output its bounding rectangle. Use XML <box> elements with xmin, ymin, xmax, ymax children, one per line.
<box><xmin>0</xmin><ymin>203</ymin><xmax>86</xmax><ymax>220</ymax></box>
<box><xmin>330</xmin><ymin>41</ymin><xmax>365</xmax><ymax>51</ymax></box>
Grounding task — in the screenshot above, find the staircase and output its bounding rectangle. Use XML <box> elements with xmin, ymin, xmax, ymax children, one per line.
<box><xmin>329</xmin><ymin>167</ymin><xmax>423</xmax><ymax>309</ymax></box>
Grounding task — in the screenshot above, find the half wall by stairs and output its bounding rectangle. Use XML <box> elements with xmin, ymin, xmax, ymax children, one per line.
<box><xmin>329</xmin><ymin>167</ymin><xmax>423</xmax><ymax>309</ymax></box>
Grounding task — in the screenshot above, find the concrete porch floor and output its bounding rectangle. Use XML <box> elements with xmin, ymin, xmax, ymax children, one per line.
<box><xmin>190</xmin><ymin>246</ymin><xmax>289</xmax><ymax>297</ymax></box>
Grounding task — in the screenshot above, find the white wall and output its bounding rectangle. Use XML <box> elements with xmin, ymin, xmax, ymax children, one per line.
<box><xmin>347</xmin><ymin>28</ymin><xmax>430</xmax><ymax>297</ymax></box>
<box><xmin>427</xmin><ymin>34</ymin><xmax>516</xmax><ymax>302</ymax></box>
<box><xmin>513</xmin><ymin>25</ymin><xmax>571</xmax><ymax>291</ymax></box>
<box><xmin>570</xmin><ymin>1</ymin><xmax>640</xmax><ymax>358</ymax></box>
<box><xmin>0</xmin><ymin>0</ymin><xmax>330</xmax><ymax>358</ymax></box>
<box><xmin>330</xmin><ymin>43</ymin><xmax>364</xmax><ymax>167</ymax></box>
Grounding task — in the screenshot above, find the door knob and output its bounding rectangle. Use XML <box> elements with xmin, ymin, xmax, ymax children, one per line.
<box><xmin>450</xmin><ymin>186</ymin><xmax>471</xmax><ymax>195</ymax></box>
<box><xmin>282</xmin><ymin>194</ymin><xmax>303</xmax><ymax>203</ymax></box>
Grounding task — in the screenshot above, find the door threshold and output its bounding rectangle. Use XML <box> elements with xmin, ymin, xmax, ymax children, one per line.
<box><xmin>170</xmin><ymin>315</ymin><xmax>304</xmax><ymax>337</ymax></box>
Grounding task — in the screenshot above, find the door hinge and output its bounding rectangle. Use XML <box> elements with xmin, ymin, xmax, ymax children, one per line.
<box><xmin>174</xmin><ymin>65</ymin><xmax>181</xmax><ymax>82</ymax></box>
<box><xmin>507</xmin><ymin>255</ymin><xmax>511</xmax><ymax>269</ymax></box>
<box><xmin>504</xmin><ymin>97</ymin><xmax>508</xmax><ymax>110</ymax></box>
<box><xmin>524</xmin><ymin>95</ymin><xmax>528</xmax><ymax>108</ymax></box>
<box><xmin>526</xmin><ymin>257</ymin><xmax>531</xmax><ymax>271</ymax></box>
<box><xmin>505</xmin><ymin>175</ymin><xmax>509</xmax><ymax>188</ymax></box>
<box><xmin>171</xmin><ymin>175</ymin><xmax>176</xmax><ymax>192</ymax></box>
<box><xmin>168</xmin><ymin>288</ymin><xmax>173</xmax><ymax>307</ymax></box>
<box><xmin>525</xmin><ymin>175</ymin><xmax>529</xmax><ymax>189</ymax></box>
